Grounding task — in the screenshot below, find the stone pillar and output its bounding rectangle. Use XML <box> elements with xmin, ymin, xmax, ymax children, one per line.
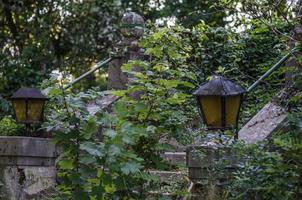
<box><xmin>108</xmin><ymin>12</ymin><xmax>145</xmax><ymax>90</ymax></box>
<box><xmin>0</xmin><ymin>136</ymin><xmax>58</xmax><ymax>200</ymax></box>
<box><xmin>187</xmin><ymin>145</ymin><xmax>237</xmax><ymax>200</ymax></box>
<box><xmin>286</xmin><ymin>5</ymin><xmax>302</xmax><ymax>84</ymax></box>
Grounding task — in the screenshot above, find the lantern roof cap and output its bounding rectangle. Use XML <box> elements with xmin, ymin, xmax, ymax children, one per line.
<box><xmin>11</xmin><ymin>87</ymin><xmax>48</xmax><ymax>100</ymax></box>
<box><xmin>193</xmin><ymin>75</ymin><xmax>246</xmax><ymax>96</ymax></box>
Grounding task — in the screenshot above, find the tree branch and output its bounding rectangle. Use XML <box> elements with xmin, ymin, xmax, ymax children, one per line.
<box><xmin>2</xmin><ymin>0</ymin><xmax>23</xmax><ymax>51</ymax></box>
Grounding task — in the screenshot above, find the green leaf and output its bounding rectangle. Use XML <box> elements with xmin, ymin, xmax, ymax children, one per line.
<box><xmin>110</xmin><ymin>90</ymin><xmax>126</xmax><ymax>97</ymax></box>
<box><xmin>167</xmin><ymin>48</ymin><xmax>182</xmax><ymax>59</ymax></box>
<box><xmin>80</xmin><ymin>118</ymin><xmax>97</xmax><ymax>140</ymax></box>
<box><xmin>80</xmin><ymin>142</ymin><xmax>104</xmax><ymax>157</ymax></box>
<box><xmin>122</xmin><ymin>135</ymin><xmax>134</xmax><ymax>144</ymax></box>
<box><xmin>180</xmin><ymin>81</ymin><xmax>195</xmax><ymax>88</ymax></box>
<box><xmin>79</xmin><ymin>156</ymin><xmax>97</xmax><ymax>165</ymax></box>
<box><xmin>104</xmin><ymin>184</ymin><xmax>116</xmax><ymax>193</ymax></box>
<box><xmin>113</xmin><ymin>101</ymin><xmax>129</xmax><ymax>118</ymax></box>
<box><xmin>59</xmin><ymin>159</ymin><xmax>74</xmax><ymax>170</ymax></box>
<box><xmin>104</xmin><ymin>129</ymin><xmax>117</xmax><ymax>138</ymax></box>
<box><xmin>134</xmin><ymin>102</ymin><xmax>148</xmax><ymax>112</ymax></box>
<box><xmin>121</xmin><ymin>63</ymin><xmax>135</xmax><ymax>72</ymax></box>
<box><xmin>157</xmin><ymin>79</ymin><xmax>180</xmax><ymax>89</ymax></box>
<box><xmin>121</xmin><ymin>162</ymin><xmax>143</xmax><ymax>175</ymax></box>
<box><xmin>147</xmin><ymin>45</ymin><xmax>163</xmax><ymax>57</ymax></box>
<box><xmin>153</xmin><ymin>31</ymin><xmax>164</xmax><ymax>40</ymax></box>
<box><xmin>146</xmin><ymin>125</ymin><xmax>156</xmax><ymax>133</ymax></box>
<box><xmin>166</xmin><ymin>93</ymin><xmax>190</xmax><ymax>104</ymax></box>
<box><xmin>108</xmin><ymin>144</ymin><xmax>121</xmax><ymax>156</ymax></box>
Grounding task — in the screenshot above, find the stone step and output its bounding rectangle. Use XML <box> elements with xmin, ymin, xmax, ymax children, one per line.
<box><xmin>147</xmin><ymin>170</ymin><xmax>192</xmax><ymax>199</ymax></box>
<box><xmin>148</xmin><ymin>170</ymin><xmax>187</xmax><ymax>183</ymax></box>
<box><xmin>147</xmin><ymin>191</ymin><xmax>175</xmax><ymax>198</ymax></box>
<box><xmin>162</xmin><ymin>151</ymin><xmax>186</xmax><ymax>166</ymax></box>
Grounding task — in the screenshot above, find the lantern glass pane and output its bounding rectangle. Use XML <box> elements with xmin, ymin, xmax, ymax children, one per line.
<box><xmin>199</xmin><ymin>96</ymin><xmax>221</xmax><ymax>127</ymax></box>
<box><xmin>225</xmin><ymin>95</ymin><xmax>241</xmax><ymax>127</ymax></box>
<box><xmin>12</xmin><ymin>100</ymin><xmax>26</xmax><ymax>123</ymax></box>
<box><xmin>27</xmin><ymin>100</ymin><xmax>44</xmax><ymax>122</ymax></box>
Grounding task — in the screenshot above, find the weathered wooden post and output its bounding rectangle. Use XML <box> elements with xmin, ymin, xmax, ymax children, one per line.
<box><xmin>108</xmin><ymin>12</ymin><xmax>145</xmax><ymax>90</ymax></box>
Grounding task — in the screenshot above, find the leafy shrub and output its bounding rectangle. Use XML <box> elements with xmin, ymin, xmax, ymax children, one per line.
<box><xmin>0</xmin><ymin>116</ymin><xmax>21</xmax><ymax>136</ymax></box>
<box><xmin>43</xmin><ymin>25</ymin><xmax>196</xmax><ymax>199</ymax></box>
<box><xmin>0</xmin><ymin>96</ymin><xmax>11</xmax><ymax>118</ymax></box>
<box><xmin>42</xmin><ymin>15</ymin><xmax>295</xmax><ymax>199</ymax></box>
<box><xmin>227</xmin><ymin>70</ymin><xmax>302</xmax><ymax>200</ymax></box>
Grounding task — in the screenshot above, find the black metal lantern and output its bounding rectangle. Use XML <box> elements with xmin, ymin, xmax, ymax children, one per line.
<box><xmin>193</xmin><ymin>76</ymin><xmax>246</xmax><ymax>130</ymax></box>
<box><xmin>10</xmin><ymin>87</ymin><xmax>48</xmax><ymax>124</ymax></box>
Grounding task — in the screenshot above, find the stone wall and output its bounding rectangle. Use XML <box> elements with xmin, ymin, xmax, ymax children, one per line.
<box><xmin>0</xmin><ymin>136</ymin><xmax>58</xmax><ymax>200</ymax></box>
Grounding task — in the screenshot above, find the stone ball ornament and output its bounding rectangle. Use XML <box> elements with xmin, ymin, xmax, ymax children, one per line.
<box><xmin>120</xmin><ymin>12</ymin><xmax>145</xmax><ymax>38</ymax></box>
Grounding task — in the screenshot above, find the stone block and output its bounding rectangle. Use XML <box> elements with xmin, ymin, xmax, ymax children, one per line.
<box><xmin>186</xmin><ymin>146</ymin><xmax>238</xmax><ymax>200</ymax></box>
<box><xmin>238</xmin><ymin>102</ymin><xmax>287</xmax><ymax>144</ymax></box>
<box><xmin>0</xmin><ymin>136</ymin><xmax>57</xmax><ymax>166</ymax></box>
<box><xmin>0</xmin><ymin>166</ymin><xmax>56</xmax><ymax>200</ymax></box>
<box><xmin>0</xmin><ymin>136</ymin><xmax>58</xmax><ymax>199</ymax></box>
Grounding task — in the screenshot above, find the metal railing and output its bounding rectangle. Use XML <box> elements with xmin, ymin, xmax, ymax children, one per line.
<box><xmin>63</xmin><ymin>55</ymin><xmax>120</xmax><ymax>90</ymax></box>
<box><xmin>247</xmin><ymin>46</ymin><xmax>300</xmax><ymax>92</ymax></box>
<box><xmin>63</xmin><ymin>46</ymin><xmax>300</xmax><ymax>91</ymax></box>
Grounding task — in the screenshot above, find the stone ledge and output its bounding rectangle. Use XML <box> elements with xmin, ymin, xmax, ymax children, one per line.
<box><xmin>0</xmin><ymin>136</ymin><xmax>57</xmax><ymax>166</ymax></box>
<box><xmin>0</xmin><ymin>157</ymin><xmax>55</xmax><ymax>166</ymax></box>
<box><xmin>162</xmin><ymin>152</ymin><xmax>186</xmax><ymax>165</ymax></box>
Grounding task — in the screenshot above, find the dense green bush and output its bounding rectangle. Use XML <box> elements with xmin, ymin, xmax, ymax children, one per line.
<box><xmin>0</xmin><ymin>116</ymin><xmax>21</xmax><ymax>136</ymax></box>
<box><xmin>0</xmin><ymin>96</ymin><xmax>11</xmax><ymax>119</ymax></box>
<box><xmin>39</xmin><ymin>12</ymin><xmax>298</xmax><ymax>197</ymax></box>
<box><xmin>43</xmin><ymin>25</ymin><xmax>197</xmax><ymax>199</ymax></box>
<box><xmin>227</xmin><ymin>69</ymin><xmax>302</xmax><ymax>200</ymax></box>
<box><xmin>227</xmin><ymin>114</ymin><xmax>302</xmax><ymax>199</ymax></box>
